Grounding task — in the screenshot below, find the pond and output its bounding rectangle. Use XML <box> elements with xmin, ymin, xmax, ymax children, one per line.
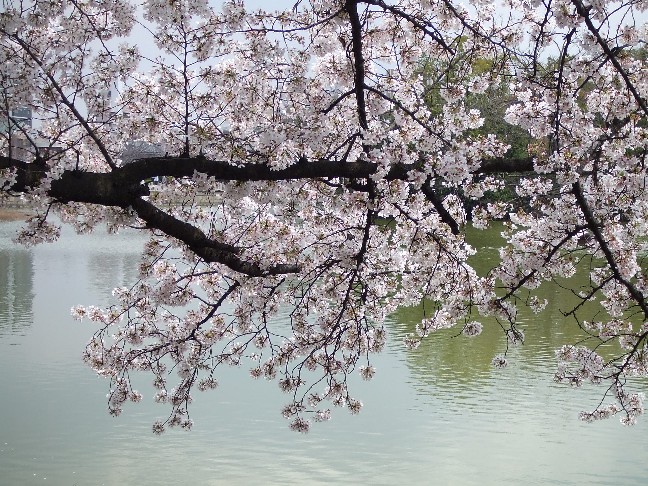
<box><xmin>1</xmin><ymin>218</ymin><xmax>647</xmax><ymax>485</ymax></box>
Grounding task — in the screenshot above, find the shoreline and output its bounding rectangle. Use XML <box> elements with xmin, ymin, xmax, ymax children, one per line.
<box><xmin>0</xmin><ymin>207</ymin><xmax>34</xmax><ymax>222</ymax></box>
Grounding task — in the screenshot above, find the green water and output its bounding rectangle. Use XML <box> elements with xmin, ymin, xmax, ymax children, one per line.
<box><xmin>0</xmin><ymin>221</ymin><xmax>647</xmax><ymax>485</ymax></box>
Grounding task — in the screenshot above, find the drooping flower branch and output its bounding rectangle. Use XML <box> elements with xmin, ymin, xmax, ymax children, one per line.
<box><xmin>1</xmin><ymin>0</ymin><xmax>647</xmax><ymax>431</ymax></box>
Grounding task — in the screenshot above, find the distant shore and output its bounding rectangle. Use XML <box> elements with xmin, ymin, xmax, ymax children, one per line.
<box><xmin>0</xmin><ymin>207</ymin><xmax>33</xmax><ymax>222</ymax></box>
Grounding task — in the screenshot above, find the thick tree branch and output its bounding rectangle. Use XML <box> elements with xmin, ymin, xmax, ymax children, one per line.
<box><xmin>0</xmin><ymin>156</ymin><xmax>49</xmax><ymax>190</ymax></box>
<box><xmin>0</xmin><ymin>154</ymin><xmax>535</xmax><ymax>197</ymax></box>
<box><xmin>478</xmin><ymin>157</ymin><xmax>534</xmax><ymax>174</ymax></box>
<box><xmin>129</xmin><ymin>198</ymin><xmax>301</xmax><ymax>277</ymax></box>
<box><xmin>0</xmin><ymin>152</ymin><xmax>533</xmax><ymax>278</ymax></box>
<box><xmin>116</xmin><ymin>154</ymin><xmax>534</xmax><ymax>181</ymax></box>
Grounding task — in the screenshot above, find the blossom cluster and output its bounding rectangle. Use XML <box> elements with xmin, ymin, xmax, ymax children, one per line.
<box><xmin>1</xmin><ymin>0</ymin><xmax>648</xmax><ymax>431</ymax></box>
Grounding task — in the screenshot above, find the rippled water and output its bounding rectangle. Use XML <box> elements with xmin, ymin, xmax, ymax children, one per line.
<box><xmin>1</xmin><ymin>220</ymin><xmax>647</xmax><ymax>485</ymax></box>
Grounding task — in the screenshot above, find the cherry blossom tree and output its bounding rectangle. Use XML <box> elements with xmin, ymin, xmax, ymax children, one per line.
<box><xmin>1</xmin><ymin>0</ymin><xmax>647</xmax><ymax>432</ymax></box>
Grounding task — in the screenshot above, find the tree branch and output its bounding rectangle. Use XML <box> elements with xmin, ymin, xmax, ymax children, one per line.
<box><xmin>421</xmin><ymin>178</ymin><xmax>460</xmax><ymax>235</ymax></box>
<box><xmin>0</xmin><ymin>153</ymin><xmax>534</xmax><ymax>278</ymax></box>
<box><xmin>9</xmin><ymin>35</ymin><xmax>118</xmax><ymax>170</ymax></box>
<box><xmin>571</xmin><ymin>0</ymin><xmax>648</xmax><ymax>117</ymax></box>
<box><xmin>346</xmin><ymin>0</ymin><xmax>369</xmax><ymax>130</ymax></box>
<box><xmin>0</xmin><ymin>154</ymin><xmax>535</xmax><ymax>196</ymax></box>
<box><xmin>129</xmin><ymin>198</ymin><xmax>301</xmax><ymax>277</ymax></box>
<box><xmin>572</xmin><ymin>181</ymin><xmax>648</xmax><ymax>319</ymax></box>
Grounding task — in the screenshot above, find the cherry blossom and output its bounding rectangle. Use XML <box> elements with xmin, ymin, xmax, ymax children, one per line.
<box><xmin>1</xmin><ymin>0</ymin><xmax>647</xmax><ymax>431</ymax></box>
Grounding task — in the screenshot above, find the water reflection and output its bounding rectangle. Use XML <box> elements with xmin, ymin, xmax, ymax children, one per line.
<box><xmin>88</xmin><ymin>251</ymin><xmax>141</xmax><ymax>296</ymax></box>
<box><xmin>389</xmin><ymin>278</ymin><xmax>597</xmax><ymax>389</ymax></box>
<box><xmin>0</xmin><ymin>248</ymin><xmax>34</xmax><ymax>336</ymax></box>
<box><xmin>389</xmin><ymin>224</ymin><xmax>629</xmax><ymax>425</ymax></box>
<box><xmin>1</xmin><ymin>222</ymin><xmax>648</xmax><ymax>485</ymax></box>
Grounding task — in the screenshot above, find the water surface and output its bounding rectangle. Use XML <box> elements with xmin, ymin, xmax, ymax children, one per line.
<box><xmin>1</xmin><ymin>220</ymin><xmax>647</xmax><ymax>485</ymax></box>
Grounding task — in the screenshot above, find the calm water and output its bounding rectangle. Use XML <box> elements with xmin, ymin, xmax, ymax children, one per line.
<box><xmin>1</xmin><ymin>219</ymin><xmax>647</xmax><ymax>485</ymax></box>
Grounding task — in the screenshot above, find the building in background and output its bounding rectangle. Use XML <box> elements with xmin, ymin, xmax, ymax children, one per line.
<box><xmin>120</xmin><ymin>140</ymin><xmax>166</xmax><ymax>165</ymax></box>
<box><xmin>88</xmin><ymin>82</ymin><xmax>119</xmax><ymax>124</ymax></box>
<box><xmin>0</xmin><ymin>106</ymin><xmax>32</xmax><ymax>133</ymax></box>
<box><xmin>1</xmin><ymin>106</ymin><xmax>63</xmax><ymax>162</ymax></box>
